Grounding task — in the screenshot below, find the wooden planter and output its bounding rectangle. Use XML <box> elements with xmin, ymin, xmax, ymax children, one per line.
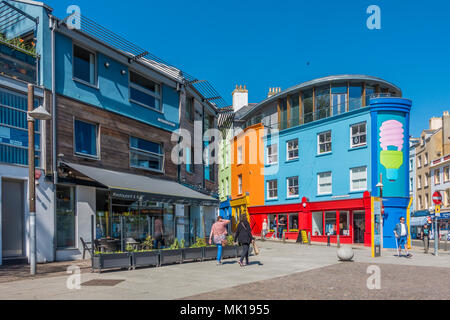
<box><xmin>159</xmin><ymin>249</ymin><xmax>183</xmax><ymax>265</ymax></box>
<box><xmin>203</xmin><ymin>246</ymin><xmax>218</xmax><ymax>260</ymax></box>
<box><xmin>132</xmin><ymin>251</ymin><xmax>159</xmax><ymax>268</ymax></box>
<box><xmin>182</xmin><ymin>247</ymin><xmax>203</xmax><ymax>262</ymax></box>
<box><xmin>92</xmin><ymin>252</ymin><xmax>131</xmax><ymax>273</ymax></box>
<box><xmin>222</xmin><ymin>245</ymin><xmax>237</xmax><ymax>259</ymax></box>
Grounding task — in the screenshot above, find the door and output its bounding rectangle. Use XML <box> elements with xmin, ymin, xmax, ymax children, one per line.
<box><xmin>2</xmin><ymin>179</ymin><xmax>24</xmax><ymax>257</ymax></box>
<box><xmin>353</xmin><ymin>212</ymin><xmax>365</xmax><ymax>244</ymax></box>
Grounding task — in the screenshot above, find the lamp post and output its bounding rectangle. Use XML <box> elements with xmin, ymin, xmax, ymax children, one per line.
<box><xmin>27</xmin><ymin>84</ymin><xmax>51</xmax><ymax>275</ymax></box>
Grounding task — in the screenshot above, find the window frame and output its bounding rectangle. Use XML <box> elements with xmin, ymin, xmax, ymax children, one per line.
<box><xmin>318</xmin><ymin>171</ymin><xmax>332</xmax><ymax>195</ymax></box>
<box><xmin>286</xmin><ymin>176</ymin><xmax>299</xmax><ymax>198</ymax></box>
<box><xmin>72</xmin><ymin>43</ymin><xmax>98</xmax><ymax>88</ymax></box>
<box><xmin>267</xmin><ymin>179</ymin><xmax>278</xmax><ymax>200</ymax></box>
<box><xmin>129</xmin><ymin>70</ymin><xmax>162</xmax><ymax>112</ymax></box>
<box><xmin>317</xmin><ymin>131</ymin><xmax>332</xmax><ymax>155</ymax></box>
<box><xmin>435</xmin><ymin>169</ymin><xmax>441</xmax><ymax>185</ymax></box>
<box><xmin>350</xmin><ymin>166</ymin><xmax>368</xmax><ymax>192</ymax></box>
<box><xmin>129</xmin><ymin>136</ymin><xmax>164</xmax><ymax>173</ymax></box>
<box><xmin>237</xmin><ymin>146</ymin><xmax>243</xmax><ymax>165</ymax></box>
<box><xmin>286</xmin><ymin>139</ymin><xmax>299</xmax><ymax>161</ymax></box>
<box><xmin>350</xmin><ymin>122</ymin><xmax>367</xmax><ymax>148</ymax></box>
<box><xmin>73</xmin><ymin>118</ymin><xmax>100</xmax><ymax>160</ymax></box>
<box><xmin>445</xmin><ymin>166</ymin><xmax>450</xmax><ymax>182</ymax></box>
<box><xmin>267</xmin><ymin>143</ymin><xmax>278</xmax><ymax>165</ymax></box>
<box><xmin>238</xmin><ymin>174</ymin><xmax>243</xmax><ymax>195</ymax></box>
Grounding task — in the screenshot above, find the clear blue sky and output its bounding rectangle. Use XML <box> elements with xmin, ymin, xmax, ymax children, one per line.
<box><xmin>47</xmin><ymin>0</ymin><xmax>450</xmax><ymax>137</ymax></box>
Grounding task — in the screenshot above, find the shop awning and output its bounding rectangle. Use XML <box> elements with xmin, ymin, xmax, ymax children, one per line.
<box><xmin>62</xmin><ymin>162</ymin><xmax>218</xmax><ymax>206</ymax></box>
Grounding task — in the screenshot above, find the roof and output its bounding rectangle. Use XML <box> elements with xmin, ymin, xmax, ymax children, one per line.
<box><xmin>235</xmin><ymin>103</ymin><xmax>257</xmax><ymax>120</ymax></box>
<box><xmin>63</xmin><ymin>162</ymin><xmax>218</xmax><ymax>205</ymax></box>
<box><xmin>10</xmin><ymin>0</ymin><xmax>52</xmax><ymax>11</ymax></box>
<box><xmin>237</xmin><ymin>74</ymin><xmax>402</xmax><ymax>120</ymax></box>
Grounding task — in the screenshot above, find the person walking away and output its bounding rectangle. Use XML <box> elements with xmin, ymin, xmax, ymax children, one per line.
<box><xmin>262</xmin><ymin>218</ymin><xmax>268</xmax><ymax>240</ymax></box>
<box><xmin>394</xmin><ymin>216</ymin><xmax>412</xmax><ymax>257</ymax></box>
<box><xmin>209</xmin><ymin>216</ymin><xmax>230</xmax><ymax>265</ymax></box>
<box><xmin>234</xmin><ymin>214</ymin><xmax>254</xmax><ymax>267</ymax></box>
<box><xmin>421</xmin><ymin>223</ymin><xmax>430</xmax><ymax>254</ymax></box>
<box><xmin>278</xmin><ymin>216</ymin><xmax>286</xmax><ymax>239</ymax></box>
<box><xmin>153</xmin><ymin>218</ymin><xmax>164</xmax><ymax>249</ymax></box>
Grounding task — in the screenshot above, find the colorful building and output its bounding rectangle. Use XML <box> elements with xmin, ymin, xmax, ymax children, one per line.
<box><xmin>231</xmin><ymin>75</ymin><xmax>412</xmax><ymax>248</ymax></box>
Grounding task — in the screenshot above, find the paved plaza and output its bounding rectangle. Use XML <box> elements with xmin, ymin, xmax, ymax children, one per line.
<box><xmin>0</xmin><ymin>241</ymin><xmax>449</xmax><ymax>300</ymax></box>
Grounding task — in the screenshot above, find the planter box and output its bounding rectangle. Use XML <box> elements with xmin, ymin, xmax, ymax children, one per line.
<box><xmin>182</xmin><ymin>247</ymin><xmax>203</xmax><ymax>262</ymax></box>
<box><xmin>236</xmin><ymin>245</ymin><xmax>253</xmax><ymax>257</ymax></box>
<box><xmin>159</xmin><ymin>249</ymin><xmax>183</xmax><ymax>265</ymax></box>
<box><xmin>203</xmin><ymin>246</ymin><xmax>218</xmax><ymax>260</ymax></box>
<box><xmin>222</xmin><ymin>245</ymin><xmax>237</xmax><ymax>259</ymax></box>
<box><xmin>132</xmin><ymin>251</ymin><xmax>159</xmax><ymax>268</ymax></box>
<box><xmin>92</xmin><ymin>253</ymin><xmax>131</xmax><ymax>273</ymax></box>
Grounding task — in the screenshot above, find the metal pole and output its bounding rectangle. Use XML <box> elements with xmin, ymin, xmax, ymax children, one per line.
<box><xmin>308</xmin><ymin>231</ymin><xmax>311</xmax><ymax>245</ymax></box>
<box><xmin>434</xmin><ymin>216</ymin><xmax>439</xmax><ymax>256</ymax></box>
<box><xmin>337</xmin><ymin>234</ymin><xmax>340</xmax><ymax>248</ymax></box>
<box><xmin>28</xmin><ymin>84</ymin><xmax>36</xmax><ymax>275</ymax></box>
<box><xmin>120</xmin><ymin>215</ymin><xmax>124</xmax><ymax>252</ymax></box>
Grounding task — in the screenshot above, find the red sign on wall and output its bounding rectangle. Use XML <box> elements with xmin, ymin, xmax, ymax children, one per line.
<box><xmin>432</xmin><ymin>191</ymin><xmax>442</xmax><ymax>205</ymax></box>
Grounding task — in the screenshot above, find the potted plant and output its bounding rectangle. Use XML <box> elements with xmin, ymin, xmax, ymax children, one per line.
<box><xmin>159</xmin><ymin>238</ymin><xmax>183</xmax><ymax>265</ymax></box>
<box><xmin>222</xmin><ymin>235</ymin><xmax>237</xmax><ymax>259</ymax></box>
<box><xmin>131</xmin><ymin>235</ymin><xmax>159</xmax><ymax>268</ymax></box>
<box><xmin>92</xmin><ymin>250</ymin><xmax>132</xmax><ymax>273</ymax></box>
<box><xmin>182</xmin><ymin>238</ymin><xmax>205</xmax><ymax>262</ymax></box>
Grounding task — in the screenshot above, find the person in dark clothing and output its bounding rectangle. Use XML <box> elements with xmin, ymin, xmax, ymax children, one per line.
<box><xmin>421</xmin><ymin>223</ymin><xmax>430</xmax><ymax>254</ymax></box>
<box><xmin>234</xmin><ymin>214</ymin><xmax>254</xmax><ymax>267</ymax></box>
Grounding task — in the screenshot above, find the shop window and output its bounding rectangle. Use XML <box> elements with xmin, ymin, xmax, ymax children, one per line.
<box><xmin>350</xmin><ymin>166</ymin><xmax>367</xmax><ymax>192</ymax></box>
<box><xmin>95</xmin><ymin>189</ymin><xmax>109</xmax><ymax>239</ymax></box>
<box><xmin>288</xmin><ymin>213</ymin><xmax>299</xmax><ymax>231</ymax></box>
<box><xmin>350</xmin><ymin>122</ymin><xmax>366</xmax><ymax>148</ymax></box>
<box><xmin>339</xmin><ymin>211</ymin><xmax>350</xmax><ymax>236</ymax></box>
<box><xmin>286</xmin><ymin>139</ymin><xmax>299</xmax><ymax>161</ymax></box>
<box><xmin>74</xmin><ymin>119</ymin><xmax>99</xmax><ymax>158</ymax></box>
<box><xmin>312</xmin><ymin>212</ymin><xmax>323</xmax><ymax>236</ymax></box>
<box><xmin>278</xmin><ymin>214</ymin><xmax>288</xmax><ymax>234</ymax></box>
<box><xmin>325</xmin><ymin>211</ymin><xmax>337</xmax><ymax>235</ymax></box>
<box><xmin>287</xmin><ymin>176</ymin><xmax>299</xmax><ymax>198</ymax></box>
<box><xmin>318</xmin><ymin>171</ymin><xmax>332</xmax><ymax>195</ymax></box>
<box><xmin>130</xmin><ymin>136</ymin><xmax>163</xmax><ymax>172</ymax></box>
<box><xmin>318</xmin><ymin>131</ymin><xmax>332</xmax><ymax>154</ymax></box>
<box><xmin>267</xmin><ymin>143</ymin><xmax>278</xmax><ymax>164</ymax></box>
<box><xmin>268</xmin><ymin>214</ymin><xmax>277</xmax><ymax>232</ymax></box>
<box><xmin>73</xmin><ymin>44</ymin><xmax>96</xmax><ymax>85</ymax></box>
<box><xmin>129</xmin><ymin>71</ymin><xmax>161</xmax><ymax>111</ymax></box>
<box><xmin>56</xmin><ymin>185</ymin><xmax>76</xmax><ymax>249</ymax></box>
<box><xmin>267</xmin><ymin>179</ymin><xmax>278</xmax><ymax>200</ymax></box>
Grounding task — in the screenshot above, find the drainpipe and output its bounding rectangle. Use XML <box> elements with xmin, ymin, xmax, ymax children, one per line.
<box><xmin>51</xmin><ymin>17</ymin><xmax>57</xmax><ymax>262</ymax></box>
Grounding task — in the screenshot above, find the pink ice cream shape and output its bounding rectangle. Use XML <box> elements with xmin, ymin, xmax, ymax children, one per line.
<box><xmin>379</xmin><ymin>120</ymin><xmax>404</xmax><ymax>150</ymax></box>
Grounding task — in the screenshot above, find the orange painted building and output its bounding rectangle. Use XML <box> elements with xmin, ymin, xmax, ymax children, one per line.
<box><xmin>230</xmin><ymin>123</ymin><xmax>265</xmax><ymax>232</ymax></box>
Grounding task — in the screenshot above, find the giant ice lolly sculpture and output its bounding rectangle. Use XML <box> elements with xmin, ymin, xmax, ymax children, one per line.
<box><xmin>379</xmin><ymin>120</ymin><xmax>404</xmax><ymax>181</ymax></box>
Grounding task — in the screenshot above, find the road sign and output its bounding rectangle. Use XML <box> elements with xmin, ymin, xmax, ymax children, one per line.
<box><xmin>433</xmin><ymin>191</ymin><xmax>442</xmax><ymax>205</ymax></box>
<box><xmin>436</xmin><ymin>204</ymin><xmax>441</xmax><ymax>217</ymax></box>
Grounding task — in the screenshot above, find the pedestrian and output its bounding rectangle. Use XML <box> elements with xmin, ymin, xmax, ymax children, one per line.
<box><xmin>234</xmin><ymin>214</ymin><xmax>254</xmax><ymax>267</ymax></box>
<box><xmin>393</xmin><ymin>216</ymin><xmax>412</xmax><ymax>257</ymax></box>
<box><xmin>421</xmin><ymin>223</ymin><xmax>430</xmax><ymax>254</ymax></box>
<box><xmin>261</xmin><ymin>218</ymin><xmax>268</xmax><ymax>240</ymax></box>
<box><xmin>209</xmin><ymin>216</ymin><xmax>230</xmax><ymax>265</ymax></box>
<box><xmin>278</xmin><ymin>216</ymin><xmax>286</xmax><ymax>239</ymax></box>
<box><xmin>153</xmin><ymin>218</ymin><xmax>164</xmax><ymax>249</ymax></box>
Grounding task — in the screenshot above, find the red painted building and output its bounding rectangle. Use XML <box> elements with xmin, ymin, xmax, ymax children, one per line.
<box><xmin>248</xmin><ymin>191</ymin><xmax>372</xmax><ymax>246</ymax></box>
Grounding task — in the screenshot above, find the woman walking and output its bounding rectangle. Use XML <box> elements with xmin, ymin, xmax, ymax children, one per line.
<box><xmin>209</xmin><ymin>216</ymin><xmax>230</xmax><ymax>265</ymax></box>
<box><xmin>234</xmin><ymin>214</ymin><xmax>254</xmax><ymax>267</ymax></box>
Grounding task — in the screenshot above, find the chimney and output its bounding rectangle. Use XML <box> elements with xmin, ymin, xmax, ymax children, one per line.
<box><xmin>232</xmin><ymin>85</ymin><xmax>248</xmax><ymax>111</ymax></box>
<box><xmin>429</xmin><ymin>116</ymin><xmax>443</xmax><ymax>130</ymax></box>
<box><xmin>267</xmin><ymin>87</ymin><xmax>281</xmax><ymax>98</ymax></box>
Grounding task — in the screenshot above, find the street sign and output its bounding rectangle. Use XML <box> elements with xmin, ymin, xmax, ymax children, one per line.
<box><xmin>435</xmin><ymin>204</ymin><xmax>441</xmax><ymax>217</ymax></box>
<box><xmin>432</xmin><ymin>191</ymin><xmax>442</xmax><ymax>205</ymax></box>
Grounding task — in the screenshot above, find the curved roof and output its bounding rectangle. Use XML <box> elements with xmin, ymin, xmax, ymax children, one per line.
<box><xmin>238</xmin><ymin>74</ymin><xmax>402</xmax><ymax>120</ymax></box>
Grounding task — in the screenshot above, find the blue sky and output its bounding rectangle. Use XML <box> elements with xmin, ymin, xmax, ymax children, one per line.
<box><xmin>47</xmin><ymin>0</ymin><xmax>450</xmax><ymax>137</ymax></box>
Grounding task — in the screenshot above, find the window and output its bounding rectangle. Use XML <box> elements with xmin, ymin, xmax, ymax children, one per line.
<box><xmin>130</xmin><ymin>137</ymin><xmax>163</xmax><ymax>172</ymax></box>
<box><xmin>445</xmin><ymin>166</ymin><xmax>450</xmax><ymax>182</ymax></box>
<box><xmin>446</xmin><ymin>189</ymin><xmax>450</xmax><ymax>206</ymax></box>
<box><xmin>186</xmin><ymin>96</ymin><xmax>194</xmax><ymax>122</ymax></box>
<box><xmin>331</xmin><ymin>85</ymin><xmax>347</xmax><ymax>116</ymax></box>
<box><xmin>237</xmin><ymin>146</ymin><xmax>243</xmax><ymax>164</ymax></box>
<box><xmin>73</xmin><ymin>44</ymin><xmax>96</xmax><ymax>85</ymax></box>
<box><xmin>435</xmin><ymin>169</ymin><xmax>441</xmax><ymax>185</ymax></box>
<box><xmin>315</xmin><ymin>86</ymin><xmax>330</xmax><ymax>120</ymax></box>
<box><xmin>56</xmin><ymin>186</ymin><xmax>76</xmax><ymax>249</ymax></box>
<box><xmin>238</xmin><ymin>175</ymin><xmax>243</xmax><ymax>194</ymax></box>
<box><xmin>350</xmin><ymin>123</ymin><xmax>367</xmax><ymax>148</ymax></box>
<box><xmin>325</xmin><ymin>211</ymin><xmax>337</xmax><ymax>235</ymax></box>
<box><xmin>348</xmin><ymin>85</ymin><xmax>362</xmax><ymax>111</ymax></box>
<box><xmin>350</xmin><ymin>166</ymin><xmax>367</xmax><ymax>191</ymax></box>
<box><xmin>339</xmin><ymin>211</ymin><xmax>350</xmax><ymax>236</ymax></box>
<box><xmin>424</xmin><ymin>153</ymin><xmax>428</xmax><ymax>165</ymax></box>
<box><xmin>425</xmin><ymin>193</ymin><xmax>429</xmax><ymax>207</ymax></box>
<box><xmin>129</xmin><ymin>71</ymin><xmax>161</xmax><ymax>111</ymax></box>
<box><xmin>318</xmin><ymin>171</ymin><xmax>332</xmax><ymax>195</ymax></box>
<box><xmin>318</xmin><ymin>131</ymin><xmax>332</xmax><ymax>154</ymax></box>
<box><xmin>225</xmin><ymin>177</ymin><xmax>229</xmax><ymax>195</ymax></box>
<box><xmin>267</xmin><ymin>144</ymin><xmax>278</xmax><ymax>164</ymax></box>
<box><xmin>289</xmin><ymin>94</ymin><xmax>300</xmax><ymax>127</ymax></box>
<box><xmin>286</xmin><ymin>139</ymin><xmax>299</xmax><ymax>161</ymax></box>
<box><xmin>279</xmin><ymin>98</ymin><xmax>288</xmax><ymax>130</ymax></box>
<box><xmin>267</xmin><ymin>179</ymin><xmax>278</xmax><ymax>199</ymax></box>
<box><xmin>418</xmin><ymin>175</ymin><xmax>422</xmax><ymax>189</ymax></box>
<box><xmin>208</xmin><ymin>164</ymin><xmax>215</xmax><ymax>182</ymax></box>
<box><xmin>312</xmin><ymin>212</ymin><xmax>323</xmax><ymax>236</ymax></box>
<box><xmin>417</xmin><ymin>156</ymin><xmax>422</xmax><ymax>168</ymax></box>
<box><xmin>288</xmin><ymin>213</ymin><xmax>299</xmax><ymax>231</ymax></box>
<box><xmin>302</xmin><ymin>89</ymin><xmax>314</xmax><ymax>124</ymax></box>
<box><xmin>186</xmin><ymin>146</ymin><xmax>195</xmax><ymax>173</ymax></box>
<box><xmin>410</xmin><ymin>178</ymin><xmax>413</xmax><ymax>192</ymax></box>
<box><xmin>74</xmin><ymin>119</ymin><xmax>99</xmax><ymax>158</ymax></box>
<box><xmin>425</xmin><ymin>173</ymin><xmax>429</xmax><ymax>187</ymax></box>
<box><xmin>410</xmin><ymin>159</ymin><xmax>413</xmax><ymax>171</ymax></box>
<box><xmin>287</xmin><ymin>177</ymin><xmax>299</xmax><ymax>198</ymax></box>
<box><xmin>365</xmin><ymin>85</ymin><xmax>375</xmax><ymax>106</ymax></box>
<box><xmin>418</xmin><ymin>195</ymin><xmax>422</xmax><ymax>210</ymax></box>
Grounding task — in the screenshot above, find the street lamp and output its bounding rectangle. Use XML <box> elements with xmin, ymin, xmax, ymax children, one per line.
<box><xmin>27</xmin><ymin>84</ymin><xmax>51</xmax><ymax>275</ymax></box>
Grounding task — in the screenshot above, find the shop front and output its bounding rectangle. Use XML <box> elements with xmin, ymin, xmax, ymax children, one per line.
<box><xmin>248</xmin><ymin>192</ymin><xmax>372</xmax><ymax>246</ymax></box>
<box><xmin>55</xmin><ymin>162</ymin><xmax>218</xmax><ymax>260</ymax></box>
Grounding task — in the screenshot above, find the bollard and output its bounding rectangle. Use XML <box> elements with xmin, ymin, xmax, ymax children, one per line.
<box><xmin>327</xmin><ymin>234</ymin><xmax>330</xmax><ymax>246</ymax></box>
<box><xmin>337</xmin><ymin>234</ymin><xmax>340</xmax><ymax>248</ymax></box>
<box><xmin>308</xmin><ymin>232</ymin><xmax>311</xmax><ymax>245</ymax></box>
<box><xmin>282</xmin><ymin>230</ymin><xmax>286</xmax><ymax>243</ymax></box>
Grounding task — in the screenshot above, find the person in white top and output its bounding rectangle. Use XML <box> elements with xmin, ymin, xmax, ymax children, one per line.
<box><xmin>394</xmin><ymin>217</ymin><xmax>412</xmax><ymax>257</ymax></box>
<box><xmin>262</xmin><ymin>219</ymin><xmax>268</xmax><ymax>240</ymax></box>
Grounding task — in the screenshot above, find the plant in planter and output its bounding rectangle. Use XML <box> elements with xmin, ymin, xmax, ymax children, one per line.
<box><xmin>92</xmin><ymin>251</ymin><xmax>132</xmax><ymax>273</ymax></box>
<box><xmin>182</xmin><ymin>237</ymin><xmax>204</xmax><ymax>262</ymax></box>
<box><xmin>159</xmin><ymin>239</ymin><xmax>183</xmax><ymax>265</ymax></box>
<box><xmin>222</xmin><ymin>235</ymin><xmax>238</xmax><ymax>259</ymax></box>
